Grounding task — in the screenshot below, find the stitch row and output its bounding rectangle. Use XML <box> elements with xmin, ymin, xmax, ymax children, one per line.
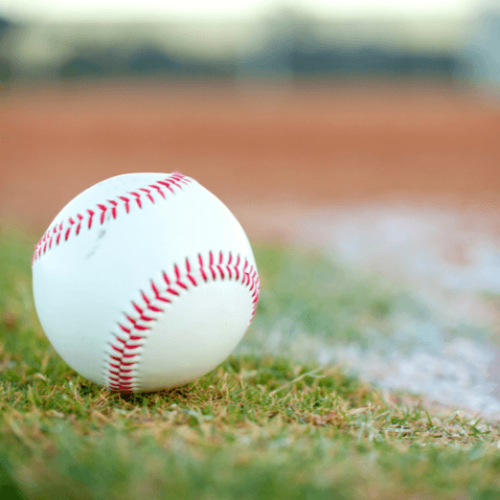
<box><xmin>105</xmin><ymin>250</ymin><xmax>260</xmax><ymax>392</ymax></box>
<box><xmin>32</xmin><ymin>172</ymin><xmax>191</xmax><ymax>263</ymax></box>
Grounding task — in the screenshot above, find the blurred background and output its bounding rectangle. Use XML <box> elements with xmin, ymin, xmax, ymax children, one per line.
<box><xmin>0</xmin><ymin>0</ymin><xmax>500</xmax><ymax>414</ymax></box>
<box><xmin>0</xmin><ymin>0</ymin><xmax>500</xmax><ymax>228</ymax></box>
<box><xmin>0</xmin><ymin>0</ymin><xmax>498</xmax><ymax>86</ymax></box>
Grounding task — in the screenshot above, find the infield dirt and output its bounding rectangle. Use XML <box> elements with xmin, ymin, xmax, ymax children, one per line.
<box><xmin>1</xmin><ymin>81</ymin><xmax>499</xmax><ymax>238</ymax></box>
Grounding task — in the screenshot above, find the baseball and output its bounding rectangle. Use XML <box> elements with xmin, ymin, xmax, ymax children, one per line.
<box><xmin>32</xmin><ymin>172</ymin><xmax>259</xmax><ymax>392</ymax></box>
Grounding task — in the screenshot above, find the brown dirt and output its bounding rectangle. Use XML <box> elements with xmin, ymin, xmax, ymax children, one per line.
<box><xmin>1</xmin><ymin>81</ymin><xmax>499</xmax><ymax>238</ymax></box>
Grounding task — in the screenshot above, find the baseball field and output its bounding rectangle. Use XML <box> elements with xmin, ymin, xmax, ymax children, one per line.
<box><xmin>1</xmin><ymin>81</ymin><xmax>500</xmax><ymax>499</ymax></box>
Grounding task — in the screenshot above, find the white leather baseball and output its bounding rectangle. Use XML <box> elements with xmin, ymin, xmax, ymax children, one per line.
<box><xmin>32</xmin><ymin>172</ymin><xmax>259</xmax><ymax>392</ymax></box>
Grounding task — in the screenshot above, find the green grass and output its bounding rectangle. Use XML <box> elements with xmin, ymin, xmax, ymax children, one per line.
<box><xmin>1</xmin><ymin>223</ymin><xmax>500</xmax><ymax>500</ymax></box>
<box><xmin>252</xmin><ymin>245</ymin><xmax>404</xmax><ymax>342</ymax></box>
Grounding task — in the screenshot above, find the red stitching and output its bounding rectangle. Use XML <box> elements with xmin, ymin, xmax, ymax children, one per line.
<box><xmin>108</xmin><ymin>200</ymin><xmax>118</xmax><ymax>219</ymax></box>
<box><xmin>125</xmin><ymin>314</ymin><xmax>136</xmax><ymax>325</ymax></box>
<box><xmin>76</xmin><ymin>214</ymin><xmax>84</xmax><ymax>235</ymax></box>
<box><xmin>173</xmin><ymin>266</ymin><xmax>184</xmax><ymax>285</ymax></box>
<box><xmin>132</xmin><ymin>302</ymin><xmax>143</xmax><ymax>314</ymax></box>
<box><xmin>32</xmin><ymin>172</ymin><xmax>190</xmax><ymax>263</ymax></box>
<box><xmin>152</xmin><ymin>281</ymin><xmax>171</xmax><ymax>303</ymax></box>
<box><xmin>140</xmin><ymin>188</ymin><xmax>154</xmax><ymax>203</ymax></box>
<box><xmin>150</xmin><ymin>184</ymin><xmax>165</xmax><ymax>199</ymax></box>
<box><xmin>185</xmin><ymin>258</ymin><xmax>197</xmax><ymax>286</ymax></box>
<box><xmin>87</xmin><ymin>209</ymin><xmax>95</xmax><ymax>229</ymax></box>
<box><xmin>168</xmin><ymin>178</ymin><xmax>182</xmax><ymax>189</ymax></box>
<box><xmin>97</xmin><ymin>204</ymin><xmax>108</xmax><ymax>224</ymax></box>
<box><xmin>130</xmin><ymin>192</ymin><xmax>142</xmax><ymax>208</ymax></box>
<box><xmin>157</xmin><ymin>180</ymin><xmax>175</xmax><ymax>194</ymax></box>
<box><xmin>174</xmin><ymin>264</ymin><xmax>187</xmax><ymax>290</ymax></box>
<box><xmin>118</xmin><ymin>196</ymin><xmax>130</xmax><ymax>213</ymax></box>
<box><xmin>148</xmin><ymin>304</ymin><xmax>163</xmax><ymax>312</ymax></box>
<box><xmin>104</xmin><ymin>250</ymin><xmax>260</xmax><ymax>392</ymax></box>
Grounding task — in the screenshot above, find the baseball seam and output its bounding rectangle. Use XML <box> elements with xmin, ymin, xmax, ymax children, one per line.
<box><xmin>32</xmin><ymin>172</ymin><xmax>191</xmax><ymax>264</ymax></box>
<box><xmin>104</xmin><ymin>250</ymin><xmax>260</xmax><ymax>392</ymax></box>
